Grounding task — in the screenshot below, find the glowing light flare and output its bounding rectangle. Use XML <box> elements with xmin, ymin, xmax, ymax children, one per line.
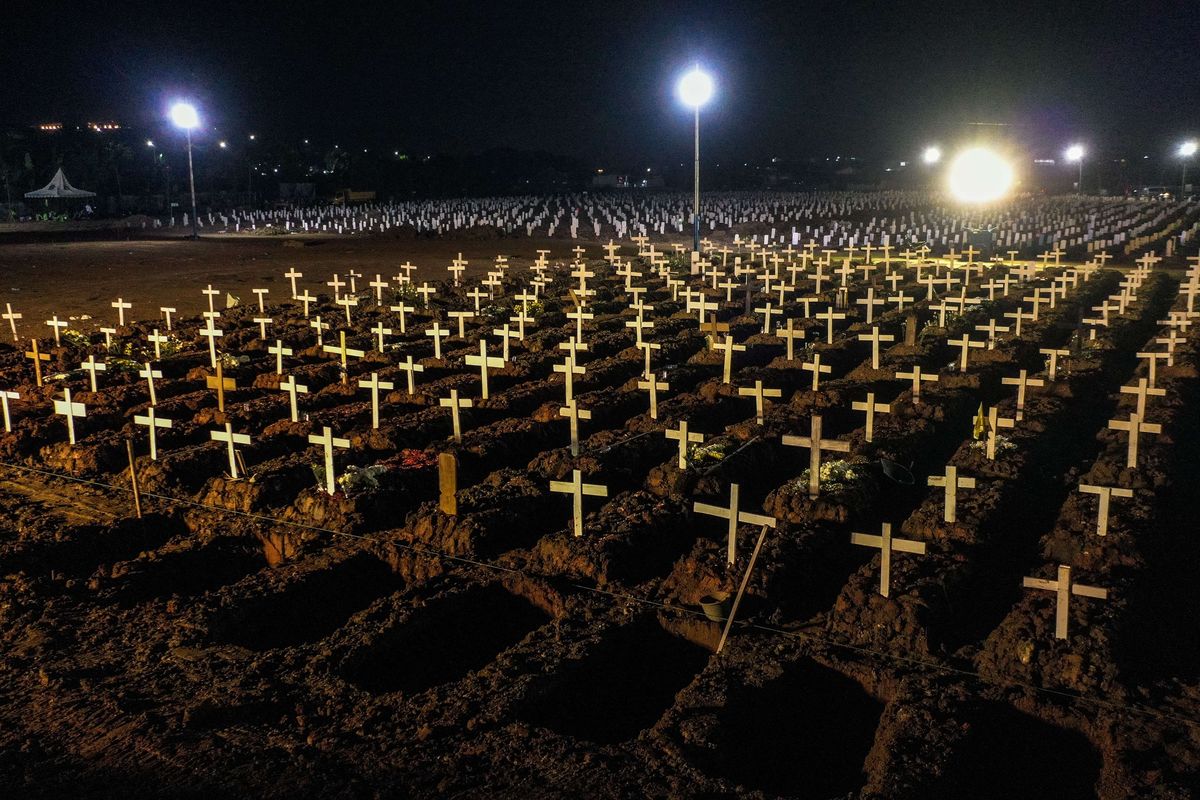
<box><xmin>1180</xmin><ymin>141</ymin><xmax>1198</xmax><ymax>158</ymax></box>
<box><xmin>946</xmin><ymin>147</ymin><xmax>1014</xmax><ymax>204</ymax></box>
<box><xmin>923</xmin><ymin>146</ymin><xmax>942</xmax><ymax>165</ymax></box>
<box><xmin>677</xmin><ymin>67</ymin><xmax>714</xmax><ymax>109</ymax></box>
<box><xmin>1065</xmin><ymin>144</ymin><xmax>1085</xmax><ymax>162</ymax></box>
<box><xmin>169</xmin><ymin>102</ymin><xmax>199</xmax><ymax>130</ymax></box>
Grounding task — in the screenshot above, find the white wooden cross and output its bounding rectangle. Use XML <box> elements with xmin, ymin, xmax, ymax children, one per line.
<box><xmin>1136</xmin><ymin>351</ymin><xmax>1169</xmax><ymax>387</ymax></box>
<box><xmin>390</xmin><ymin>301</ymin><xmax>415</xmax><ymax>333</ymax></box>
<box><xmin>1078</xmin><ymin>484</ymin><xmax>1133</xmax><ymax>537</ymax></box>
<box><xmin>949</xmin><ymin>334</ymin><xmax>985</xmax><ymax>372</ymax></box>
<box><xmin>638</xmin><ymin>376</ymin><xmax>669</xmax><ymax>419</ymax></box>
<box><xmin>296</xmin><ymin>290</ymin><xmax>316</xmax><ymax>317</ymax></box>
<box><xmin>268</xmin><ymin>340</ymin><xmax>292</xmax><ymax>375</ymax></box>
<box><xmin>80</xmin><ymin>354</ymin><xmax>106</xmax><ymax>391</ymax></box>
<box><xmin>491</xmin><ymin>324</ymin><xmax>520</xmax><ymax>361</ymax></box>
<box><xmin>3</xmin><ymin>303</ymin><xmax>21</xmax><ymax>341</ymax></box>
<box><xmin>927</xmin><ymin>465</ymin><xmax>976</xmax><ymax>523</ymax></box>
<box><xmin>0</xmin><ymin>389</ymin><xmax>18</xmax><ymax>432</ymax></box>
<box><xmin>738</xmin><ymin>380</ymin><xmax>781</xmax><ymax>425</ymax></box>
<box><xmin>775</xmin><ymin>319</ymin><xmax>805</xmax><ymax>361</ymax></box>
<box><xmin>111</xmin><ymin>298</ymin><xmax>132</xmax><ymax>327</ymax></box>
<box><xmin>309</xmin><ymin>315</ymin><xmax>330</xmax><ymax>347</ymax></box>
<box><xmin>97</xmin><ymin>326</ymin><xmax>115</xmax><ymax>348</ymax></box>
<box><xmin>802</xmin><ymin>352</ymin><xmax>832</xmax><ymax>391</ymax></box>
<box><xmin>858</xmin><ymin>326</ymin><xmax>896</xmax><ymax>370</ymax></box>
<box><xmin>370</xmin><ymin>321</ymin><xmax>392</xmax><ymax>353</ymax></box>
<box><xmin>1107</xmin><ymin>413</ymin><xmax>1161</xmax><ymax>468</ymax></box>
<box><xmin>26</xmin><ymin>339</ymin><xmax>49</xmax><ymax>386</ymax></box>
<box><xmin>816</xmin><ymin>308</ymin><xmax>847</xmax><ymax>343</ymax></box>
<box><xmin>369</xmin><ymin>274</ymin><xmax>389</xmax><ymax>303</ymax></box>
<box><xmin>416</xmin><ymin>283</ymin><xmax>437</xmax><ymax>307</ymax></box>
<box><xmin>1004</xmin><ymin>307</ymin><xmax>1035</xmax><ymax>337</ymax></box>
<box><xmin>851</xmin><ymin>523</ymin><xmax>927</xmax><ymax>598</ymax></box>
<box><xmin>783</xmin><ymin>414</ymin><xmax>851</xmax><ymax>498</ymax></box>
<box><xmin>326</xmin><ymin>274</ymin><xmax>345</xmax><ymax>300</ymax></box>
<box><xmin>448</xmin><ymin>310</ymin><xmax>475</xmax><ymax>338</ymax></box>
<box><xmin>1040</xmin><ymin>347</ymin><xmax>1070</xmax><ymax>380</ymax></box>
<box><xmin>981</xmin><ymin>406</ymin><xmax>1016</xmax><ymax>460</ymax></box>
<box><xmin>280</xmin><ymin>374</ymin><xmax>308</xmax><ymax>422</ymax></box>
<box><xmin>359</xmin><ymin>372</ymin><xmax>394</xmax><ymax>429</ymax></box>
<box><xmin>566</xmin><ymin>307</ymin><xmax>594</xmax><ymax>342</ymax></box>
<box><xmin>252</xmin><ymin>287</ymin><xmax>269</xmax><ymax>312</ymax></box>
<box><xmin>148</xmin><ymin>329</ymin><xmax>168</xmax><ymax>360</ymax></box>
<box><xmin>714</xmin><ymin>335</ymin><xmax>746</xmax><ymax>384</ymax></box>
<box><xmin>1001</xmin><ymin>369</ymin><xmax>1045</xmax><ymax>420</ymax></box>
<box><xmin>284</xmin><ymin>268</ymin><xmax>303</xmax><ymax>298</ymax></box>
<box><xmin>1119</xmin><ymin>377</ymin><xmax>1165</xmax><ymax>419</ymax></box>
<box><xmin>45</xmin><ymin>315</ymin><xmax>67</xmax><ymax>346</ymax></box>
<box><xmin>202</xmin><ymin>284</ymin><xmax>220</xmax><ymax>313</ymax></box>
<box><xmin>466</xmin><ymin>338</ymin><xmax>505</xmax><ymax>399</ymax></box>
<box><xmin>347</xmin><ymin>269</ymin><xmax>361</xmax><ymax>294</ymax></box>
<box><xmin>559</xmin><ymin>399</ymin><xmax>591</xmax><ymax>456</ymax></box>
<box><xmin>550</xmin><ymin>469</ymin><xmax>608</xmax><ymax>537</ymax></box>
<box><xmin>336</xmin><ymin>294</ymin><xmax>358</xmax><ymax>325</ymax></box>
<box><xmin>625</xmin><ymin>312</ymin><xmax>654</xmax><ymax>346</ymax></box>
<box><xmin>54</xmin><ymin>388</ymin><xmax>87</xmax><ymax>445</ymax></box>
<box><xmin>974</xmin><ymin>319</ymin><xmax>1010</xmax><ymax>350</ymax></box>
<box><xmin>1022</xmin><ymin>564</ymin><xmax>1108</xmax><ymax>639</ymax></box>
<box><xmin>440</xmin><ymin>389</ymin><xmax>472</xmax><ymax>442</ymax></box>
<box><xmin>199</xmin><ymin>316</ymin><xmax>224</xmax><ymax>369</ymax></box>
<box><xmin>754</xmin><ymin>302</ymin><xmax>779</xmax><ymax>334</ymax></box>
<box><xmin>666</xmin><ymin>420</ymin><xmax>704</xmax><ymax>469</ymax></box>
<box><xmin>856</xmin><ymin>287</ymin><xmax>885</xmax><ymax>323</ymax></box>
<box><xmin>323</xmin><ymin>331</ymin><xmax>365</xmax><ymax>380</ymax></box>
<box><xmin>252</xmin><ymin>316</ymin><xmax>273</xmax><ymax>340</ymax></box>
<box><xmin>637</xmin><ymin>340</ymin><xmax>661</xmax><ymax>381</ymax></box>
<box><xmin>398</xmin><ymin>355</ymin><xmax>424</xmax><ymax>394</ymax></box>
<box><xmin>852</xmin><ymin>392</ymin><xmax>890</xmax><ymax>442</ymax></box>
<box><xmin>425</xmin><ymin>322</ymin><xmax>450</xmax><ymax>359</ymax></box>
<box><xmin>309</xmin><ymin>426</ymin><xmax>351</xmax><ymax>494</ymax></box>
<box><xmin>694</xmin><ymin>483</ymin><xmax>777</xmax><ymax>565</ymax></box>
<box><xmin>133</xmin><ymin>407</ymin><xmax>172</xmax><ymax>460</ymax></box>
<box><xmin>139</xmin><ymin>362</ymin><xmax>162</xmax><ymax>405</ymax></box>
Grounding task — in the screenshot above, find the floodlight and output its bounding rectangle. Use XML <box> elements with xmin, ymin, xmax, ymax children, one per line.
<box><xmin>678</xmin><ymin>67</ymin><xmax>714</xmax><ymax>109</ymax></box>
<box><xmin>1065</xmin><ymin>144</ymin><xmax>1085</xmax><ymax>162</ymax></box>
<box><xmin>169</xmin><ymin>102</ymin><xmax>199</xmax><ymax>130</ymax></box>
<box><xmin>923</xmin><ymin>146</ymin><xmax>942</xmax><ymax>165</ymax></box>
<box><xmin>947</xmin><ymin>147</ymin><xmax>1014</xmax><ymax>204</ymax></box>
<box><xmin>1180</xmin><ymin>141</ymin><xmax>1198</xmax><ymax>158</ymax></box>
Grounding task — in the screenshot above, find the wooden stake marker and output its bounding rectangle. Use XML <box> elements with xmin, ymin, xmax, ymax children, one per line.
<box><xmin>25</xmin><ymin>339</ymin><xmax>49</xmax><ymax>387</ymax></box>
<box><xmin>438</xmin><ymin>453</ymin><xmax>458</xmax><ymax>515</ymax></box>
<box><xmin>0</xmin><ymin>389</ymin><xmax>18</xmax><ymax>432</ymax></box>
<box><xmin>693</xmin><ymin>483</ymin><xmax>777</xmax><ymax>566</ymax></box>
<box><xmin>126</xmin><ymin>439</ymin><xmax>142</xmax><ymax>518</ymax></box>
<box><xmin>206</xmin><ymin>361</ymin><xmax>237</xmax><ymax>412</ymax></box>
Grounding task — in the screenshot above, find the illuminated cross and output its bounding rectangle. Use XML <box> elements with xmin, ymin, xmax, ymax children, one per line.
<box><xmin>133</xmin><ymin>407</ymin><xmax>172</xmax><ymax>460</ymax></box>
<box><xmin>111</xmin><ymin>297</ymin><xmax>132</xmax><ymax>327</ymax></box>
<box><xmin>774</xmin><ymin>319</ymin><xmax>806</xmax><ymax>361</ymax></box>
<box><xmin>440</xmin><ymin>389</ymin><xmax>472</xmax><ymax>442</ymax></box>
<box><xmin>491</xmin><ymin>324</ymin><xmax>520</xmax><ymax>361</ymax></box>
<box><xmin>296</xmin><ymin>290</ymin><xmax>316</xmax><ymax>317</ymax></box>
<box><xmin>559</xmin><ymin>398</ymin><xmax>591</xmax><ymax>456</ymax></box>
<box><xmin>45</xmin><ymin>315</ymin><xmax>67</xmax><ymax>346</ymax></box>
<box><xmin>856</xmin><ymin>287</ymin><xmax>885</xmax><ymax>324</ymax></box>
<box><xmin>802</xmin><ymin>352</ymin><xmax>832</xmax><ymax>391</ymax></box>
<box><xmin>852</xmin><ymin>392</ymin><xmax>890</xmax><ymax>442</ymax></box>
<box><xmin>1107</xmin><ymin>413</ymin><xmax>1161</xmax><ymax>468</ymax></box>
<box><xmin>0</xmin><ymin>389</ymin><xmax>18</xmax><ymax>432</ymax></box>
<box><xmin>80</xmin><ymin>354</ymin><xmax>106</xmax><ymax>392</ymax></box>
<box><xmin>54</xmin><ymin>388</ymin><xmax>87</xmax><ymax>445</ymax></box>
<box><xmin>851</xmin><ymin>523</ymin><xmax>927</xmax><ymax>598</ymax></box>
<box><xmin>265</xmin><ymin>340</ymin><xmax>291</xmax><ymax>375</ymax></box>
<box><xmin>425</xmin><ymin>322</ymin><xmax>450</xmax><ymax>359</ymax></box>
<box><xmin>308</xmin><ymin>425</ymin><xmax>350</xmax><ymax>494</ymax></box>
<box><xmin>1135</xmin><ymin>351</ymin><xmax>1169</xmax><ymax>387</ymax></box>
<box><xmin>927</xmin><ymin>465</ymin><xmax>976</xmax><ymax>523</ymax></box>
<box><xmin>1001</xmin><ymin>369</ymin><xmax>1045</xmax><ymax>420</ymax></box>
<box><xmin>510</xmin><ymin>311</ymin><xmax>534</xmax><ymax>340</ymax></box>
<box><xmin>815</xmin><ymin>308</ymin><xmax>847</xmax><ymax>344</ymax></box>
<box><xmin>252</xmin><ymin>287</ymin><xmax>269</xmax><ymax>312</ymax></box>
<box><xmin>754</xmin><ymin>302</ymin><xmax>779</xmax><ymax>334</ymax></box>
<box><xmin>279</xmin><ymin>374</ymin><xmax>308</xmax><ymax>422</ymax></box>
<box><xmin>638</xmin><ymin>375</ymin><xmax>669</xmax><ymax>419</ymax></box>
<box><xmin>550</xmin><ymin>469</ymin><xmax>608</xmax><ymax>538</ymax></box>
<box><xmin>738</xmin><ymin>380</ymin><xmax>782</xmax><ymax>425</ymax></box>
<box><xmin>666</xmin><ymin>421</ymin><xmax>704</xmax><ymax>469</ymax></box>
<box><xmin>1022</xmin><ymin>564</ymin><xmax>1107</xmax><ymax>640</ymax></box>
<box><xmin>252</xmin><ymin>316</ymin><xmax>272</xmax><ymax>339</ymax></box>
<box><xmin>448</xmin><ymin>259</ymin><xmax>465</xmax><ymax>286</ymax></box>
<box><xmin>1003</xmin><ymin>307</ymin><xmax>1035</xmax><ymax>337</ymax></box>
<box><xmin>637</xmin><ymin>340</ymin><xmax>661</xmax><ymax>381</ymax></box>
<box><xmin>1078</xmin><ymin>483</ymin><xmax>1133</xmax><ymax>538</ymax></box>
<box><xmin>148</xmin><ymin>329</ymin><xmax>168</xmax><ymax>360</ymax></box>
<box><xmin>888</xmin><ymin>290</ymin><xmax>915</xmax><ymax>311</ymax></box>
<box><xmin>949</xmin><ymin>334</ymin><xmax>985</xmax><ymax>372</ymax></box>
<box><xmin>370</xmin><ymin>321</ymin><xmax>392</xmax><ymax>353</ymax></box>
<box><xmin>359</xmin><ymin>372</ymin><xmax>394</xmax><ymax>429</ymax></box>
<box><xmin>336</xmin><ymin>294</ymin><xmax>358</xmax><ymax>325</ymax></box>
<box><xmin>448</xmin><ymin>310</ymin><xmax>475</xmax><ymax>338</ymax></box>
<box><xmin>1119</xmin><ymin>377</ymin><xmax>1165</xmax><ymax>419</ymax></box>
<box><xmin>566</xmin><ymin>307</ymin><xmax>594</xmax><ymax>342</ymax></box>
<box><xmin>369</xmin><ymin>274</ymin><xmax>389</xmax><ymax>303</ymax></box>
<box><xmin>625</xmin><ymin>312</ymin><xmax>654</xmax><ymax>346</ymax></box>
<box><xmin>349</xmin><ymin>271</ymin><xmax>363</xmax><ymax>293</ymax></box>
<box><xmin>714</xmin><ymin>335</ymin><xmax>746</xmax><ymax>384</ymax></box>
<box><xmin>783</xmin><ymin>414</ymin><xmax>851</xmax><ymax>498</ymax></box>
<box><xmin>974</xmin><ymin>319</ymin><xmax>1010</xmax><ymax>350</ymax></box>
<box><xmin>284</xmin><ymin>268</ymin><xmax>302</xmax><ymax>298</ymax></box>
<box><xmin>202</xmin><ymin>284</ymin><xmax>220</xmax><ymax>313</ymax></box>
<box><xmin>981</xmin><ymin>406</ymin><xmax>1016</xmax><ymax>460</ymax></box>
<box><xmin>323</xmin><ymin>331</ymin><xmax>365</xmax><ymax>382</ymax></box>
<box><xmin>326</xmin><ymin>274</ymin><xmax>345</xmax><ymax>300</ymax></box>
<box><xmin>390</xmin><ymin>301</ymin><xmax>415</xmax><ymax>334</ymax></box>
<box><xmin>694</xmin><ymin>483</ymin><xmax>777</xmax><ymax>565</ymax></box>
<box><xmin>466</xmin><ymin>338</ymin><xmax>505</xmax><ymax>399</ymax></box>
<box><xmin>858</xmin><ymin>326</ymin><xmax>895</xmax><ymax>370</ymax></box>
<box><xmin>416</xmin><ymin>283</ymin><xmax>437</xmax><ymax>307</ymax></box>
<box><xmin>139</xmin><ymin>362</ymin><xmax>162</xmax><ymax>405</ymax></box>
<box><xmin>1040</xmin><ymin>347</ymin><xmax>1070</xmax><ymax>380</ymax></box>
<box><xmin>25</xmin><ymin>339</ymin><xmax>49</xmax><ymax>386</ymax></box>
<box><xmin>3</xmin><ymin>303</ymin><xmax>21</xmax><ymax>341</ymax></box>
<box><xmin>206</xmin><ymin>361</ymin><xmax>237</xmax><ymax>412</ymax></box>
<box><xmin>199</xmin><ymin>317</ymin><xmax>224</xmax><ymax>369</ymax></box>
<box><xmin>397</xmin><ymin>355</ymin><xmax>424</xmax><ymax>394</ymax></box>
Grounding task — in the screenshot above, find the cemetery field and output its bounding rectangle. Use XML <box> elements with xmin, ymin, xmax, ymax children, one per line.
<box><xmin>1</xmin><ymin>239</ymin><xmax>1199</xmax><ymax>798</ymax></box>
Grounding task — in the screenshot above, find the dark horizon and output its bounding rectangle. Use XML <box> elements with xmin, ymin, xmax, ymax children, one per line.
<box><xmin>4</xmin><ymin>0</ymin><xmax>1198</xmax><ymax>167</ymax></box>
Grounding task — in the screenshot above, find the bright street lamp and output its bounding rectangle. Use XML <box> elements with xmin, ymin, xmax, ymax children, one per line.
<box><xmin>169</xmin><ymin>101</ymin><xmax>200</xmax><ymax>240</ymax></box>
<box><xmin>1180</xmin><ymin>140</ymin><xmax>1198</xmax><ymax>197</ymax></box>
<box><xmin>677</xmin><ymin>66</ymin><xmax>714</xmax><ymax>257</ymax></box>
<box><xmin>1065</xmin><ymin>144</ymin><xmax>1085</xmax><ymax>194</ymax></box>
<box><xmin>922</xmin><ymin>146</ymin><xmax>942</xmax><ymax>165</ymax></box>
<box><xmin>947</xmin><ymin>147</ymin><xmax>1014</xmax><ymax>204</ymax></box>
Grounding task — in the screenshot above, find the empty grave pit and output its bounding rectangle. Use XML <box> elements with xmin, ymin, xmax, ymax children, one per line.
<box><xmin>213</xmin><ymin>552</ymin><xmax>404</xmax><ymax>652</ymax></box>
<box><xmin>926</xmin><ymin>701</ymin><xmax>1101</xmax><ymax>799</ymax></box>
<box><xmin>116</xmin><ymin>537</ymin><xmax>265</xmax><ymax>603</ymax></box>
<box><xmin>692</xmin><ymin>658</ymin><xmax>883</xmax><ymax>798</ymax></box>
<box><xmin>517</xmin><ymin>614</ymin><xmax>711</xmax><ymax>745</ymax></box>
<box><xmin>340</xmin><ymin>583</ymin><xmax>552</xmax><ymax>695</ymax></box>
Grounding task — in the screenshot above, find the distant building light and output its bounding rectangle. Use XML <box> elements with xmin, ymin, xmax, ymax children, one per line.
<box><xmin>37</xmin><ymin>123</ymin><xmax>63</xmax><ymax>132</ymax></box>
<box><xmin>1033</xmin><ymin>158</ymin><xmax>1056</xmax><ymax>164</ymax></box>
<box><xmin>899</xmin><ymin>161</ymin><xmax>907</xmax><ymax>167</ymax></box>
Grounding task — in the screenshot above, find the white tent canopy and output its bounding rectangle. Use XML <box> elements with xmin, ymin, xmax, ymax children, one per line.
<box><xmin>25</xmin><ymin>168</ymin><xmax>96</xmax><ymax>199</ymax></box>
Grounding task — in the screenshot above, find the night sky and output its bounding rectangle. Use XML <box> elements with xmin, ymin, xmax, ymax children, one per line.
<box><xmin>4</xmin><ymin>1</ymin><xmax>1197</xmax><ymax>166</ymax></box>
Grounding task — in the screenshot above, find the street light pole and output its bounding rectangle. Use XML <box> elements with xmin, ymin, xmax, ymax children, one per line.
<box><xmin>677</xmin><ymin>65</ymin><xmax>713</xmax><ymax>257</ymax></box>
<box><xmin>185</xmin><ymin>127</ymin><xmax>198</xmax><ymax>240</ymax></box>
<box><xmin>693</xmin><ymin>105</ymin><xmax>700</xmax><ymax>252</ymax></box>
